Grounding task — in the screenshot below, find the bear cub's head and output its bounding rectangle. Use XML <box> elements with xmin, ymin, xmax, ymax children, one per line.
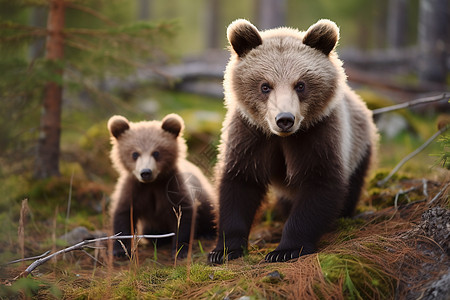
<box><xmin>226</xmin><ymin>19</ymin><xmax>344</xmax><ymax>136</ymax></box>
<box><xmin>108</xmin><ymin>114</ymin><xmax>185</xmax><ymax>183</ymax></box>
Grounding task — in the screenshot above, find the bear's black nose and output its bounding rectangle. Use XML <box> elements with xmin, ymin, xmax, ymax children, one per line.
<box><xmin>275</xmin><ymin>112</ymin><xmax>295</xmax><ymax>131</ymax></box>
<box><xmin>140</xmin><ymin>169</ymin><xmax>153</xmax><ymax>181</ymax></box>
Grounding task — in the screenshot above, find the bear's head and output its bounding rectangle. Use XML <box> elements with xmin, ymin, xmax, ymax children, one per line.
<box><xmin>225</xmin><ymin>19</ymin><xmax>345</xmax><ymax>136</ymax></box>
<box><xmin>108</xmin><ymin>114</ymin><xmax>185</xmax><ymax>183</ymax></box>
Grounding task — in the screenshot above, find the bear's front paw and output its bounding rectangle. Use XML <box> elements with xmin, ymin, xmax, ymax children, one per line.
<box><xmin>113</xmin><ymin>247</ymin><xmax>128</xmax><ymax>258</ymax></box>
<box><xmin>265</xmin><ymin>249</ymin><xmax>301</xmax><ymax>262</ymax></box>
<box><xmin>208</xmin><ymin>249</ymin><xmax>243</xmax><ymax>265</ymax></box>
<box><xmin>113</xmin><ymin>240</ymin><xmax>131</xmax><ymax>258</ymax></box>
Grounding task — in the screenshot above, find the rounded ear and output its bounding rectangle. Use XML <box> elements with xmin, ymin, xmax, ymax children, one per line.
<box><xmin>303</xmin><ymin>19</ymin><xmax>339</xmax><ymax>56</ymax></box>
<box><xmin>161</xmin><ymin>113</ymin><xmax>184</xmax><ymax>137</ymax></box>
<box><xmin>107</xmin><ymin>115</ymin><xmax>130</xmax><ymax>139</ymax></box>
<box><xmin>227</xmin><ymin>19</ymin><xmax>262</xmax><ymax>57</ymax></box>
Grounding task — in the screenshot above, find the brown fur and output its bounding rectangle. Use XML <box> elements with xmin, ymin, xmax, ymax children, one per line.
<box><xmin>108</xmin><ymin>114</ymin><xmax>216</xmax><ymax>258</ymax></box>
<box><xmin>208</xmin><ymin>19</ymin><xmax>378</xmax><ymax>264</ymax></box>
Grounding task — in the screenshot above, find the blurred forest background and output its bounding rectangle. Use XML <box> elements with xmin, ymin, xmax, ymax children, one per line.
<box><xmin>1</xmin><ymin>0</ymin><xmax>449</xmax><ymax>180</ymax></box>
<box><xmin>0</xmin><ymin>0</ymin><xmax>449</xmax><ymax>298</ymax></box>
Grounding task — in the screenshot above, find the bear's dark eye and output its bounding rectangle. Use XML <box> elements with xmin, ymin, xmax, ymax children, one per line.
<box><xmin>132</xmin><ymin>152</ymin><xmax>140</xmax><ymax>160</ymax></box>
<box><xmin>152</xmin><ymin>151</ymin><xmax>160</xmax><ymax>160</ymax></box>
<box><xmin>295</xmin><ymin>81</ymin><xmax>306</xmax><ymax>93</ymax></box>
<box><xmin>260</xmin><ymin>83</ymin><xmax>272</xmax><ymax>94</ymax></box>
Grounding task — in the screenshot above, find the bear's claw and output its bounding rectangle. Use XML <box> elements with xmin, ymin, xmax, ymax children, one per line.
<box><xmin>208</xmin><ymin>249</ymin><xmax>243</xmax><ymax>264</ymax></box>
<box><xmin>264</xmin><ymin>249</ymin><xmax>300</xmax><ymax>263</ymax></box>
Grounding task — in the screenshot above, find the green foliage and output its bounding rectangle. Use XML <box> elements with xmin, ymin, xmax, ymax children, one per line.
<box><xmin>335</xmin><ymin>218</ymin><xmax>365</xmax><ymax>242</ymax></box>
<box><xmin>358</xmin><ymin>89</ymin><xmax>396</xmax><ymax>111</ymax></box>
<box><xmin>78</xmin><ymin>121</ymin><xmax>115</xmax><ymax>179</ymax></box>
<box><xmin>319</xmin><ymin>253</ymin><xmax>394</xmax><ymax>299</ymax></box>
<box><xmin>0</xmin><ymin>176</ymin><xmax>31</xmax><ymax>262</ymax></box>
<box><xmin>59</xmin><ymin>263</ymin><xmax>238</xmax><ymax>299</ymax></box>
<box><xmin>0</xmin><ymin>0</ymin><xmax>177</xmax><ymax>180</ymax></box>
<box><xmin>436</xmin><ymin>131</ymin><xmax>450</xmax><ymax>169</ymax></box>
<box><xmin>63</xmin><ymin>20</ymin><xmax>177</xmax><ymax>78</ymax></box>
<box><xmin>0</xmin><ymin>277</ymin><xmax>62</xmax><ymax>299</ymax></box>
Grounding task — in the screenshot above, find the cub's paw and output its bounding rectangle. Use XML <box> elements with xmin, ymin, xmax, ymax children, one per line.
<box><xmin>208</xmin><ymin>249</ymin><xmax>243</xmax><ymax>265</ymax></box>
<box><xmin>113</xmin><ymin>247</ymin><xmax>128</xmax><ymax>258</ymax></box>
<box><xmin>264</xmin><ymin>249</ymin><xmax>301</xmax><ymax>263</ymax></box>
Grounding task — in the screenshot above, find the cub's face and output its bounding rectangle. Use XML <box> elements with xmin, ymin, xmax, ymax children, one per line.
<box><xmin>226</xmin><ymin>19</ymin><xmax>343</xmax><ymax>136</ymax></box>
<box><xmin>108</xmin><ymin>114</ymin><xmax>183</xmax><ymax>183</ymax></box>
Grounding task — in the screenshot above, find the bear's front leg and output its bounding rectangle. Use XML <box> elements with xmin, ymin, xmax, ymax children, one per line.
<box><xmin>112</xmin><ymin>207</ymin><xmax>135</xmax><ymax>257</ymax></box>
<box><xmin>208</xmin><ymin>177</ymin><xmax>266</xmax><ymax>264</ymax></box>
<box><xmin>265</xmin><ymin>178</ymin><xmax>346</xmax><ymax>262</ymax></box>
<box><xmin>172</xmin><ymin>205</ymin><xmax>193</xmax><ymax>259</ymax></box>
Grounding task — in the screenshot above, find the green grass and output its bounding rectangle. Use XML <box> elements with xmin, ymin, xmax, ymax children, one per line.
<box><xmin>319</xmin><ymin>253</ymin><xmax>394</xmax><ymax>299</ymax></box>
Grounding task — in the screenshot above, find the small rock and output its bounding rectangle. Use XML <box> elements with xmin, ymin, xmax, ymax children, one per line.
<box><xmin>376</xmin><ymin>113</ymin><xmax>410</xmax><ymax>139</ymax></box>
<box><xmin>59</xmin><ymin>226</ymin><xmax>106</xmax><ymax>245</ymax></box>
<box><xmin>262</xmin><ymin>270</ymin><xmax>283</xmax><ymax>284</ymax></box>
<box><xmin>422</xmin><ymin>270</ymin><xmax>450</xmax><ymax>300</ymax></box>
<box><xmin>419</xmin><ymin>207</ymin><xmax>450</xmax><ymax>255</ymax></box>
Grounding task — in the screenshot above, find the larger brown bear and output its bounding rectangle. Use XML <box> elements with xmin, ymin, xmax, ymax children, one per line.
<box><xmin>108</xmin><ymin>114</ymin><xmax>216</xmax><ymax>258</ymax></box>
<box><xmin>208</xmin><ymin>19</ymin><xmax>378</xmax><ymax>264</ymax></box>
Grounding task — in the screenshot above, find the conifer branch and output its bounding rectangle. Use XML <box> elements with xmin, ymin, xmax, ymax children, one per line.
<box><xmin>65</xmin><ymin>2</ymin><xmax>117</xmax><ymax>27</ymax></box>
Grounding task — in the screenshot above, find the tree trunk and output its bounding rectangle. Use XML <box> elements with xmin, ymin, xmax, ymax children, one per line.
<box><xmin>138</xmin><ymin>0</ymin><xmax>151</xmax><ymax>20</ymax></box>
<box><xmin>387</xmin><ymin>0</ymin><xmax>408</xmax><ymax>49</ymax></box>
<box><xmin>417</xmin><ymin>0</ymin><xmax>448</xmax><ymax>86</ymax></box>
<box><xmin>205</xmin><ymin>0</ymin><xmax>221</xmax><ymax>49</ymax></box>
<box><xmin>255</xmin><ymin>0</ymin><xmax>287</xmax><ymax>30</ymax></box>
<box><xmin>35</xmin><ymin>0</ymin><xmax>66</xmax><ymax>179</ymax></box>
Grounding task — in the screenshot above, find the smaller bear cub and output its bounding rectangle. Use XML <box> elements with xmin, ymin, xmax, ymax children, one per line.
<box><xmin>108</xmin><ymin>114</ymin><xmax>216</xmax><ymax>258</ymax></box>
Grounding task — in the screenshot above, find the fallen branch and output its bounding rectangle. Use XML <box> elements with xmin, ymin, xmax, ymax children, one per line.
<box><xmin>13</xmin><ymin>233</ymin><xmax>174</xmax><ymax>279</ymax></box>
<box><xmin>394</xmin><ymin>187</ymin><xmax>418</xmax><ymax>210</ymax></box>
<box><xmin>372</xmin><ymin>93</ymin><xmax>450</xmax><ymax>115</ymax></box>
<box><xmin>428</xmin><ymin>183</ymin><xmax>450</xmax><ymax>206</ymax></box>
<box><xmin>377</xmin><ymin>124</ymin><xmax>450</xmax><ymax>186</ymax></box>
<box><xmin>4</xmin><ymin>250</ymin><xmax>51</xmax><ymax>266</ymax></box>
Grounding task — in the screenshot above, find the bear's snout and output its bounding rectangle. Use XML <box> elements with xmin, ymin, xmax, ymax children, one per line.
<box><xmin>275</xmin><ymin>112</ymin><xmax>295</xmax><ymax>131</ymax></box>
<box><xmin>140</xmin><ymin>169</ymin><xmax>153</xmax><ymax>182</ymax></box>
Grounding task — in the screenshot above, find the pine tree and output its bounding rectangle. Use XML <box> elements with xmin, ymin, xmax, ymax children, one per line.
<box><xmin>0</xmin><ymin>0</ymin><xmax>175</xmax><ymax>179</ymax></box>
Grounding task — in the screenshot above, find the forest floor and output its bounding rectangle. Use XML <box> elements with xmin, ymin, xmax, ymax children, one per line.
<box><xmin>0</xmin><ymin>89</ymin><xmax>449</xmax><ymax>299</ymax></box>
<box><xmin>0</xmin><ymin>171</ymin><xmax>449</xmax><ymax>299</ymax></box>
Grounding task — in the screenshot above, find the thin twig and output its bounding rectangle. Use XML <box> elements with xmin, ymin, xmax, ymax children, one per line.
<box><xmin>394</xmin><ymin>190</ymin><xmax>402</xmax><ymax>210</ymax></box>
<box><xmin>65</xmin><ymin>170</ymin><xmax>74</xmax><ymax>241</ymax></box>
<box><xmin>4</xmin><ymin>251</ymin><xmax>51</xmax><ymax>266</ymax></box>
<box><xmin>422</xmin><ymin>178</ymin><xmax>429</xmax><ymax>198</ymax></box>
<box><xmin>18</xmin><ymin>199</ymin><xmax>29</xmax><ymax>263</ymax></box>
<box><xmin>118</xmin><ymin>239</ymin><xmax>131</xmax><ymax>260</ymax></box>
<box><xmin>173</xmin><ymin>205</ymin><xmax>182</xmax><ymax>268</ymax></box>
<box><xmin>187</xmin><ymin>200</ymin><xmax>199</xmax><ymax>281</ymax></box>
<box><xmin>372</xmin><ymin>93</ymin><xmax>450</xmax><ymax>115</ymax></box>
<box><xmin>389</xmin><ymin>186</ymin><xmax>418</xmax><ymax>220</ymax></box>
<box><xmin>13</xmin><ymin>233</ymin><xmax>174</xmax><ymax>279</ymax></box>
<box><xmin>84</xmin><ymin>245</ymin><xmax>106</xmax><ymax>250</ymax></box>
<box><xmin>428</xmin><ymin>183</ymin><xmax>450</xmax><ymax>206</ymax></box>
<box><xmin>377</xmin><ymin>125</ymin><xmax>450</xmax><ymax>186</ymax></box>
<box><xmin>81</xmin><ymin>249</ymin><xmax>106</xmax><ymax>267</ymax></box>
